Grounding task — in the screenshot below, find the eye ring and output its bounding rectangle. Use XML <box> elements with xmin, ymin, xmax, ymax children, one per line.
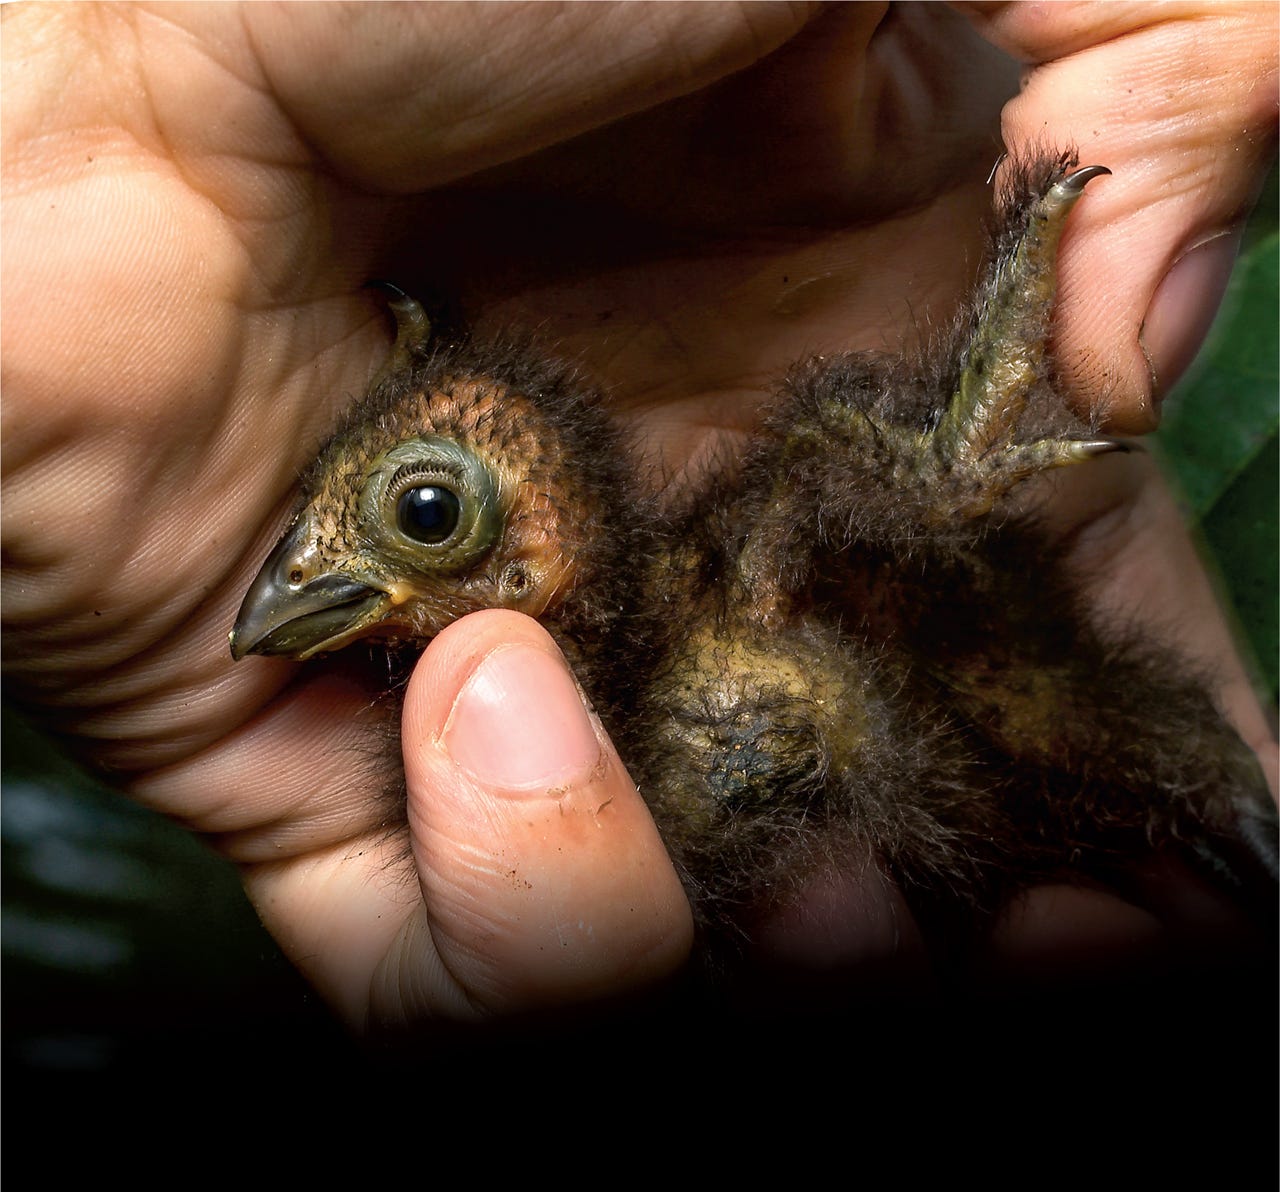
<box><xmin>360</xmin><ymin>436</ymin><xmax>503</xmax><ymax>574</ymax></box>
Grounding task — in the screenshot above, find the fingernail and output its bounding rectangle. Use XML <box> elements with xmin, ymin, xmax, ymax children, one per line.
<box><xmin>1142</xmin><ymin>231</ymin><xmax>1240</xmax><ymax>403</ymax></box>
<box><xmin>442</xmin><ymin>642</ymin><xmax>602</xmax><ymax>792</ymax></box>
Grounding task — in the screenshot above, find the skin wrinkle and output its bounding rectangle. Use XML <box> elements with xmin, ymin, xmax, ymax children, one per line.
<box><xmin>88</xmin><ymin>9</ymin><xmax>177</xmax><ymax>169</ymax></box>
<box><xmin>420</xmin><ymin>820</ymin><xmax>682</xmax><ymax>1009</ymax></box>
<box><xmin>125</xmin><ymin>11</ymin><xmax>367</xmax><ymax>307</ymax></box>
<box><xmin>7</xmin><ymin>502</ymin><xmax>238</xmax><ymax>674</ymax></box>
<box><xmin>206</xmin><ymin>759</ymin><xmax>404</xmax><ymax>860</ymax></box>
<box><xmin>132</xmin><ymin>5</ymin><xmax>293</xmax><ymax>191</ymax></box>
<box><xmin>964</xmin><ymin>2</ymin><xmax>1233</xmax><ymax>63</ymax></box>
<box><xmin>395</xmin><ymin>612</ymin><xmax>691</xmax><ymax>1011</ymax></box>
<box><xmin>368</xmin><ymin>910</ymin><xmax>477</xmax><ymax>1028</ymax></box>
<box><xmin>208</xmin><ymin>308</ymin><xmax>361</xmax><ymax>495</ymax></box>
<box><xmin>9</xmin><ymin>290</ymin><xmax>378</xmax><ymax>705</ymax></box>
<box><xmin>238</xmin><ymin>2</ymin><xmax>818</xmax><ymax>193</ymax></box>
<box><xmin>243</xmin><ymin>834</ymin><xmax>424</xmax><ymax>1026</ymax></box>
<box><xmin>5</xmin><ymin>183</ymin><xmax>229</xmax><ymax>417</ymax></box>
<box><xmin>210</xmin><ymin>801</ymin><xmax>385</xmax><ymax>866</ymax></box>
<box><xmin>125</xmin><ymin>651</ymin><xmax>402</xmax><ymax>843</ymax></box>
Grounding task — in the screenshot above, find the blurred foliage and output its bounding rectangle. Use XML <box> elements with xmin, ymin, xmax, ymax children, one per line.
<box><xmin>1154</xmin><ymin>163</ymin><xmax>1279</xmax><ymax>707</ymax></box>
<box><xmin>1</xmin><ymin>711</ymin><xmax>343</xmax><ymax>1081</ymax></box>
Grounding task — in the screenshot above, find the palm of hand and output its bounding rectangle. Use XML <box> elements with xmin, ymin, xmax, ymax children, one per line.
<box><xmin>5</xmin><ymin>9</ymin><xmax>1006</xmax><ymax>824</ymax></box>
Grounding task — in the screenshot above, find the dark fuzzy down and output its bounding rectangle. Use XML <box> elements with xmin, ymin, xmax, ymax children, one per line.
<box><xmin>241</xmin><ymin>151</ymin><xmax>1278</xmax><ymax>985</ymax></box>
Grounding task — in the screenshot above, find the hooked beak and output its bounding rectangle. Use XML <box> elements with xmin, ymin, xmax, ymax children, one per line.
<box><xmin>229</xmin><ymin>516</ymin><xmax>391</xmax><ymax>661</ymax></box>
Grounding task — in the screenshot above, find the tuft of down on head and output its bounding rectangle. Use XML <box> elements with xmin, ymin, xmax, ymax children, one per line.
<box><xmin>230</xmin><ymin>333</ymin><xmax>649</xmax><ymax>664</ymax></box>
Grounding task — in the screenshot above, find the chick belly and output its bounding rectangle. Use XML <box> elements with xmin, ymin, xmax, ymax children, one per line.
<box><xmin>660</xmin><ymin>618</ymin><xmax>844</xmax><ymax>762</ymax></box>
<box><xmin>632</xmin><ymin>617</ymin><xmax>901</xmax><ymax>915</ymax></box>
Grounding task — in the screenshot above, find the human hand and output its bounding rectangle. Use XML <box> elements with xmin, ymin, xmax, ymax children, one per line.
<box><xmin>2</xmin><ymin>2</ymin><xmax>1274</xmax><ymax>1029</ymax></box>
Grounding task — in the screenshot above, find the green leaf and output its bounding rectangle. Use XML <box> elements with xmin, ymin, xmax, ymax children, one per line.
<box><xmin>1155</xmin><ymin>227</ymin><xmax>1279</xmax><ymax>706</ymax></box>
<box><xmin>1200</xmin><ymin>428</ymin><xmax>1279</xmax><ymax>704</ymax></box>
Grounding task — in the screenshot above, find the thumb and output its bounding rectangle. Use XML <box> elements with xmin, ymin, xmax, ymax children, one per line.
<box><xmin>398</xmin><ymin>608</ymin><xmax>693</xmax><ymax>1015</ymax></box>
<box><xmin>961</xmin><ymin>1</ymin><xmax>1277</xmax><ymax>429</ymax></box>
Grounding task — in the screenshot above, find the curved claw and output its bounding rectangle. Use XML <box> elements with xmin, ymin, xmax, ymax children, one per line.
<box><xmin>933</xmin><ymin>160</ymin><xmax>1111</xmax><ymax>468</ymax></box>
<box><xmin>364</xmin><ymin>280</ymin><xmax>434</xmax><ymax>386</ymax></box>
<box><xmin>1068</xmin><ymin>438</ymin><xmax>1130</xmax><ymax>459</ymax></box>
<box><xmin>1054</xmin><ymin>164</ymin><xmax>1112</xmax><ymax>197</ymax></box>
<box><xmin>1005</xmin><ymin>436</ymin><xmax>1131</xmax><ymax>480</ymax></box>
<box><xmin>364</xmin><ymin>278</ymin><xmax>411</xmax><ymax>302</ymax></box>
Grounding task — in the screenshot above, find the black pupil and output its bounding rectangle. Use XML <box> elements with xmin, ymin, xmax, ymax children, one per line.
<box><xmin>397</xmin><ymin>485</ymin><xmax>461</xmax><ymax>544</ymax></box>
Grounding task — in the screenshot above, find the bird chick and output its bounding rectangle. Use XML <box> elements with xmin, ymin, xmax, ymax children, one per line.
<box><xmin>231</xmin><ymin>153</ymin><xmax>1277</xmax><ymax>976</ymax></box>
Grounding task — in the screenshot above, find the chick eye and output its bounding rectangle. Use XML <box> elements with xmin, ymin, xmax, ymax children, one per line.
<box><xmin>362</xmin><ymin>435</ymin><xmax>503</xmax><ymax>575</ymax></box>
<box><xmin>397</xmin><ymin>484</ymin><xmax>461</xmax><ymax>544</ymax></box>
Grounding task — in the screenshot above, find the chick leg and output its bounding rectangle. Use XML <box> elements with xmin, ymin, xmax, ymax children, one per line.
<box><xmin>773</xmin><ymin>152</ymin><xmax>1277</xmax><ymax>942</ymax></box>
<box><xmin>881</xmin><ymin>155</ymin><xmax>1278</xmax><ymax>934</ymax></box>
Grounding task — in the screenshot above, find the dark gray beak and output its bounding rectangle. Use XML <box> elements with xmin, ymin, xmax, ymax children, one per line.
<box><xmin>230</xmin><ymin>516</ymin><xmax>389</xmax><ymax>661</ymax></box>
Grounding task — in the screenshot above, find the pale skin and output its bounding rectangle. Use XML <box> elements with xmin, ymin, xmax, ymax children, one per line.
<box><xmin>2</xmin><ymin>2</ymin><xmax>1276</xmax><ymax>1030</ymax></box>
